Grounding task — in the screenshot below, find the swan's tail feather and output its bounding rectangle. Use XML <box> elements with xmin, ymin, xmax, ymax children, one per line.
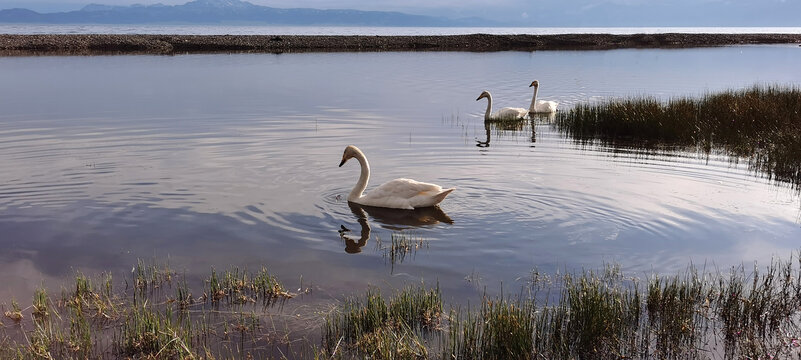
<box><xmin>432</xmin><ymin>188</ymin><xmax>455</xmax><ymax>205</ymax></box>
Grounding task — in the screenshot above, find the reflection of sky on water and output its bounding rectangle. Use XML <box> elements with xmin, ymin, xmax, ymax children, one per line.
<box><xmin>1</xmin><ymin>46</ymin><xmax>800</xmax><ymax>302</ymax></box>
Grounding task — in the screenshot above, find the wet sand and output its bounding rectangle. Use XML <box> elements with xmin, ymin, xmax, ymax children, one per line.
<box><xmin>1</xmin><ymin>33</ymin><xmax>801</xmax><ymax>55</ymax></box>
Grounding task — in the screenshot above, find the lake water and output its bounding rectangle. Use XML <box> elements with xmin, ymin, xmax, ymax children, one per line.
<box><xmin>1</xmin><ymin>44</ymin><xmax>800</xmax><ymax>305</ymax></box>
<box><xmin>3</xmin><ymin>24</ymin><xmax>801</xmax><ymax>35</ymax></box>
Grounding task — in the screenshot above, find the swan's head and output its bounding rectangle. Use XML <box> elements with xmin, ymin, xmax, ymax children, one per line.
<box><xmin>476</xmin><ymin>91</ymin><xmax>490</xmax><ymax>101</ymax></box>
<box><xmin>529</xmin><ymin>80</ymin><xmax>540</xmax><ymax>88</ymax></box>
<box><xmin>339</xmin><ymin>145</ymin><xmax>361</xmax><ymax>167</ymax></box>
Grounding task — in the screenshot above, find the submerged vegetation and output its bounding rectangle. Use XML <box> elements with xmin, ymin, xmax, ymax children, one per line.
<box><xmin>0</xmin><ymin>262</ymin><xmax>294</xmax><ymax>359</ymax></box>
<box><xmin>555</xmin><ymin>85</ymin><xmax>801</xmax><ymax>188</ymax></box>
<box><xmin>5</xmin><ymin>253</ymin><xmax>801</xmax><ymax>358</ymax></box>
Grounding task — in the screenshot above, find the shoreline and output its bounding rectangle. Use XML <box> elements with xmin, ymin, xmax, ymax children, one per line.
<box><xmin>1</xmin><ymin>33</ymin><xmax>801</xmax><ymax>55</ymax></box>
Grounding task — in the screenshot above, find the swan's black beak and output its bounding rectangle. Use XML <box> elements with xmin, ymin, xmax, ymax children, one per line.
<box><xmin>339</xmin><ymin>158</ymin><xmax>346</xmax><ymax>167</ymax></box>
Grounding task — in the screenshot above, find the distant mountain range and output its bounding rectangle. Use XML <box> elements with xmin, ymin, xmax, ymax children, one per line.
<box><xmin>0</xmin><ymin>0</ymin><xmax>498</xmax><ymax>26</ymax></box>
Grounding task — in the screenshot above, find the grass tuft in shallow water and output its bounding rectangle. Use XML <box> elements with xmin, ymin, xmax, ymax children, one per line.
<box><xmin>0</xmin><ymin>262</ymin><xmax>292</xmax><ymax>359</ymax></box>
<box><xmin>32</xmin><ymin>286</ymin><xmax>48</xmax><ymax>320</ymax></box>
<box><xmin>715</xmin><ymin>258</ymin><xmax>801</xmax><ymax>358</ymax></box>
<box><xmin>205</xmin><ymin>266</ymin><xmax>290</xmax><ymax>306</ymax></box>
<box><xmin>444</xmin><ymin>268</ymin><xmax>643</xmax><ymax>360</ymax></box>
<box><xmin>444</xmin><ymin>257</ymin><xmax>801</xmax><ymax>359</ymax></box>
<box><xmin>376</xmin><ymin>231</ymin><xmax>429</xmax><ymax>270</ymax></box>
<box><xmin>115</xmin><ymin>305</ymin><xmax>195</xmax><ymax>358</ymax></box>
<box><xmin>644</xmin><ymin>269</ymin><xmax>711</xmax><ymax>358</ymax></box>
<box><xmin>323</xmin><ymin>284</ymin><xmax>442</xmax><ymax>358</ymax></box>
<box><xmin>448</xmin><ymin>296</ymin><xmax>536</xmax><ymax>360</ymax></box>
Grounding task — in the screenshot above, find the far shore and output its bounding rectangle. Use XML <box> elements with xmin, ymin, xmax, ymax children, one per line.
<box><xmin>1</xmin><ymin>33</ymin><xmax>801</xmax><ymax>55</ymax></box>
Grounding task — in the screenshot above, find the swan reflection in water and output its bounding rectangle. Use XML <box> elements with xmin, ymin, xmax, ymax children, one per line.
<box><xmin>338</xmin><ymin>202</ymin><xmax>453</xmax><ymax>254</ymax></box>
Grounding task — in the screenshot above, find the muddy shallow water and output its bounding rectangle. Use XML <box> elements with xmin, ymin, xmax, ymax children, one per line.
<box><xmin>1</xmin><ymin>45</ymin><xmax>800</xmax><ymax>303</ymax></box>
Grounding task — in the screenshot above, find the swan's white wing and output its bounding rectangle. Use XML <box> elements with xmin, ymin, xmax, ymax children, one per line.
<box><xmin>359</xmin><ymin>178</ymin><xmax>450</xmax><ymax>209</ymax></box>
<box><xmin>493</xmin><ymin>107</ymin><xmax>528</xmax><ymax>119</ymax></box>
<box><xmin>533</xmin><ymin>101</ymin><xmax>558</xmax><ymax>113</ymax></box>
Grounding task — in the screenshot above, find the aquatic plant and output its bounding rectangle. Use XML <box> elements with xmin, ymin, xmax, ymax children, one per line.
<box><xmin>555</xmin><ymin>85</ymin><xmax>801</xmax><ymax>188</ymax></box>
<box><xmin>31</xmin><ymin>286</ymin><xmax>48</xmax><ymax>320</ymax></box>
<box><xmin>205</xmin><ymin>266</ymin><xmax>290</xmax><ymax>306</ymax></box>
<box><xmin>5</xmin><ymin>254</ymin><xmax>801</xmax><ymax>358</ymax></box>
<box><xmin>115</xmin><ymin>305</ymin><xmax>195</xmax><ymax>358</ymax></box>
<box><xmin>447</xmin><ymin>296</ymin><xmax>536</xmax><ymax>360</ymax></box>
<box><xmin>3</xmin><ymin>300</ymin><xmax>23</xmax><ymax>323</ymax></box>
<box><xmin>323</xmin><ymin>284</ymin><xmax>442</xmax><ymax>358</ymax></box>
<box><xmin>375</xmin><ymin>231</ymin><xmax>429</xmax><ymax>271</ymax></box>
<box><xmin>0</xmin><ymin>262</ymin><xmax>292</xmax><ymax>359</ymax></box>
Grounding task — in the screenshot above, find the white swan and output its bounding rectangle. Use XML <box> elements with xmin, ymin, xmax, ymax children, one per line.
<box><xmin>339</xmin><ymin>145</ymin><xmax>454</xmax><ymax>210</ymax></box>
<box><xmin>476</xmin><ymin>90</ymin><xmax>528</xmax><ymax>120</ymax></box>
<box><xmin>528</xmin><ymin>80</ymin><xmax>558</xmax><ymax>113</ymax></box>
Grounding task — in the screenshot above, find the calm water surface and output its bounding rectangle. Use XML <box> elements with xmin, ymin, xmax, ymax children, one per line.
<box><xmin>1</xmin><ymin>45</ymin><xmax>800</xmax><ymax>303</ymax></box>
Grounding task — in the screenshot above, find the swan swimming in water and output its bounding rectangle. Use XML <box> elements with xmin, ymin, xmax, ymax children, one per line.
<box><xmin>339</xmin><ymin>145</ymin><xmax>454</xmax><ymax>210</ymax></box>
<box><xmin>476</xmin><ymin>90</ymin><xmax>528</xmax><ymax>120</ymax></box>
<box><xmin>528</xmin><ymin>80</ymin><xmax>559</xmax><ymax>113</ymax></box>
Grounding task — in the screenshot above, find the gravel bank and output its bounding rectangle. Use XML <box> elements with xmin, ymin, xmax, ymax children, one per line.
<box><xmin>1</xmin><ymin>33</ymin><xmax>801</xmax><ymax>55</ymax></box>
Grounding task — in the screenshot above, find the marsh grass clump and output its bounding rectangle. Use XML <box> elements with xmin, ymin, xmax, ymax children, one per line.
<box><xmin>205</xmin><ymin>266</ymin><xmax>290</xmax><ymax>306</ymax></box>
<box><xmin>445</xmin><ymin>257</ymin><xmax>801</xmax><ymax>359</ymax></box>
<box><xmin>376</xmin><ymin>232</ymin><xmax>429</xmax><ymax>269</ymax></box>
<box><xmin>130</xmin><ymin>259</ymin><xmax>174</xmax><ymax>305</ymax></box>
<box><xmin>64</xmin><ymin>272</ymin><xmax>121</xmax><ymax>325</ymax></box>
<box><xmin>115</xmin><ymin>305</ymin><xmax>194</xmax><ymax>358</ymax></box>
<box><xmin>3</xmin><ymin>300</ymin><xmax>23</xmax><ymax>324</ymax></box>
<box><xmin>389</xmin><ymin>283</ymin><xmax>442</xmax><ymax>329</ymax></box>
<box><xmin>716</xmin><ymin>258</ymin><xmax>801</xmax><ymax>358</ymax></box>
<box><xmin>448</xmin><ymin>296</ymin><xmax>536</xmax><ymax>360</ymax></box>
<box><xmin>562</xmin><ymin>272</ymin><xmax>642</xmax><ymax>357</ymax></box>
<box><xmin>445</xmin><ymin>268</ymin><xmax>642</xmax><ymax>360</ymax></box>
<box><xmin>645</xmin><ymin>270</ymin><xmax>713</xmax><ymax>358</ymax></box>
<box><xmin>0</xmin><ymin>261</ymin><xmax>295</xmax><ymax>359</ymax></box>
<box><xmin>556</xmin><ymin>85</ymin><xmax>801</xmax><ymax>147</ymax></box>
<box><xmin>323</xmin><ymin>284</ymin><xmax>442</xmax><ymax>358</ymax></box>
<box><xmin>356</xmin><ymin>322</ymin><xmax>429</xmax><ymax>359</ymax></box>
<box><xmin>31</xmin><ymin>287</ymin><xmax>49</xmax><ymax>320</ymax></box>
<box><xmin>556</xmin><ymin>85</ymin><xmax>801</xmax><ymax>188</ymax></box>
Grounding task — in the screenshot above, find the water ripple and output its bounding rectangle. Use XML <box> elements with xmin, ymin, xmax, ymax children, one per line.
<box><xmin>1</xmin><ymin>49</ymin><xmax>800</xmax><ymax>294</ymax></box>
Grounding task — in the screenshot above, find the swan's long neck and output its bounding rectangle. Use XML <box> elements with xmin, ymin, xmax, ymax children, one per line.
<box><xmin>483</xmin><ymin>95</ymin><xmax>493</xmax><ymax>120</ymax></box>
<box><xmin>348</xmin><ymin>150</ymin><xmax>370</xmax><ymax>202</ymax></box>
<box><xmin>529</xmin><ymin>86</ymin><xmax>539</xmax><ymax>112</ymax></box>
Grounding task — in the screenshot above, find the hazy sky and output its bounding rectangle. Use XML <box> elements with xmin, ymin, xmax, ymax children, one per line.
<box><xmin>1</xmin><ymin>0</ymin><xmax>799</xmax><ymax>26</ymax></box>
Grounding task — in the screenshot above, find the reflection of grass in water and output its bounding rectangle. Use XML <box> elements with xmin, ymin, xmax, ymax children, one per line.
<box><xmin>555</xmin><ymin>85</ymin><xmax>801</xmax><ymax>189</ymax></box>
<box><xmin>375</xmin><ymin>232</ymin><xmax>429</xmax><ymax>270</ymax></box>
<box><xmin>6</xmin><ymin>254</ymin><xmax>801</xmax><ymax>358</ymax></box>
